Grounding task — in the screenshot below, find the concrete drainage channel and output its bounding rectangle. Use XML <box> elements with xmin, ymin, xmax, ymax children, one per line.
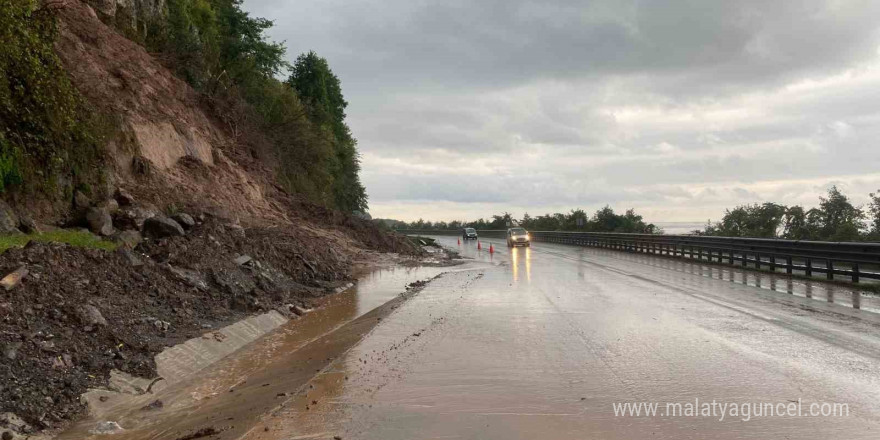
<box><xmin>83</xmin><ymin>283</ymin><xmax>362</xmax><ymax>409</ymax></box>
<box><xmin>53</xmin><ymin>265</ymin><xmax>454</xmax><ymax>439</ymax></box>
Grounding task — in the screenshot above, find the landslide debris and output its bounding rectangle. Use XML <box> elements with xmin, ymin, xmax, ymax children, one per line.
<box><xmin>0</xmin><ymin>210</ymin><xmax>413</xmax><ymax>433</ymax></box>
<box><xmin>0</xmin><ymin>1</ymin><xmax>423</xmax><ymax>435</ymax></box>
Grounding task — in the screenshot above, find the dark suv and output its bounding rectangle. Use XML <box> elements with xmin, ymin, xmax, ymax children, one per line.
<box><xmin>462</xmin><ymin>228</ymin><xmax>478</xmax><ymax>240</ymax></box>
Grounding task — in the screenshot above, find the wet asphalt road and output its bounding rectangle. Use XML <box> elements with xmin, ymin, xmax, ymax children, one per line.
<box><xmin>250</xmin><ymin>236</ymin><xmax>880</xmax><ymax>439</ymax></box>
<box><xmin>63</xmin><ymin>237</ymin><xmax>880</xmax><ymax>439</ymax></box>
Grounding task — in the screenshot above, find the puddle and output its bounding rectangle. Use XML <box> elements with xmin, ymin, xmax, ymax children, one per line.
<box><xmin>352</xmin><ymin>265</ymin><xmax>450</xmax><ymax>315</ymax></box>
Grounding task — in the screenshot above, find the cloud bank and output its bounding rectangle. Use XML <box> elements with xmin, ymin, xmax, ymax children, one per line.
<box><xmin>246</xmin><ymin>0</ymin><xmax>880</xmax><ymax>222</ymax></box>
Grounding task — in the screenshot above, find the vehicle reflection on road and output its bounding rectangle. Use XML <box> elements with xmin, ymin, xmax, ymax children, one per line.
<box><xmin>511</xmin><ymin>246</ymin><xmax>531</xmax><ymax>283</ymax></box>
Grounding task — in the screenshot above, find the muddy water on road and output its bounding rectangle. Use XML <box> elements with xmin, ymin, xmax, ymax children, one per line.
<box><xmin>63</xmin><ymin>238</ymin><xmax>880</xmax><ymax>439</ymax></box>
<box><xmin>249</xmin><ymin>236</ymin><xmax>880</xmax><ymax>440</ymax></box>
<box><xmin>59</xmin><ymin>264</ymin><xmax>459</xmax><ymax>440</ymax></box>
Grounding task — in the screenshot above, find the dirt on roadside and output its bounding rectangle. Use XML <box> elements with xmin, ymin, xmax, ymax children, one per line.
<box><xmin>0</xmin><ymin>215</ymin><xmax>419</xmax><ymax>435</ymax></box>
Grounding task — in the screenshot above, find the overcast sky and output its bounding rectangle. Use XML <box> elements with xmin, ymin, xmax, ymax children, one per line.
<box><xmin>246</xmin><ymin>0</ymin><xmax>880</xmax><ymax>224</ymax></box>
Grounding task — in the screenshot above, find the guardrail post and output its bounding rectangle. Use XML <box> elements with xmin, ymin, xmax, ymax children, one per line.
<box><xmin>728</xmin><ymin>251</ymin><xmax>734</xmax><ymax>265</ymax></box>
<box><xmin>853</xmin><ymin>263</ymin><xmax>860</xmax><ymax>283</ymax></box>
<box><xmin>826</xmin><ymin>260</ymin><xmax>834</xmax><ymax>280</ymax></box>
<box><xmin>755</xmin><ymin>254</ymin><xmax>761</xmax><ymax>270</ymax></box>
<box><xmin>786</xmin><ymin>256</ymin><xmax>793</xmax><ymax>274</ymax></box>
<box><xmin>805</xmin><ymin>258</ymin><xmax>812</xmax><ymax>277</ymax></box>
<box><xmin>697</xmin><ymin>247</ymin><xmax>702</xmax><ymax>261</ymax></box>
<box><xmin>741</xmin><ymin>252</ymin><xmax>747</xmax><ymax>267</ymax></box>
<box><xmin>769</xmin><ymin>255</ymin><xmax>776</xmax><ymax>273</ymax></box>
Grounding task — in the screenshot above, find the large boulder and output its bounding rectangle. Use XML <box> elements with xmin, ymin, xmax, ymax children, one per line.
<box><xmin>98</xmin><ymin>198</ymin><xmax>120</xmax><ymax>214</ymax></box>
<box><xmin>17</xmin><ymin>215</ymin><xmax>39</xmax><ymax>234</ymax></box>
<box><xmin>142</xmin><ymin>216</ymin><xmax>185</xmax><ymax>238</ymax></box>
<box><xmin>73</xmin><ymin>190</ymin><xmax>92</xmax><ymax>211</ymax></box>
<box><xmin>0</xmin><ymin>201</ymin><xmax>20</xmax><ymax>235</ymax></box>
<box><xmin>113</xmin><ymin>188</ymin><xmax>135</xmax><ymax>207</ymax></box>
<box><xmin>114</xmin><ymin>230</ymin><xmax>142</xmax><ymax>250</ymax></box>
<box><xmin>86</xmin><ymin>207</ymin><xmax>114</xmax><ymax>236</ymax></box>
<box><xmin>113</xmin><ymin>204</ymin><xmax>159</xmax><ymax>230</ymax></box>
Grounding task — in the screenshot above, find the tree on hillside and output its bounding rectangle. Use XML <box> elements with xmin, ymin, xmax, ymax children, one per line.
<box><xmin>212</xmin><ymin>0</ymin><xmax>286</xmax><ymax>82</ymax></box>
<box><xmin>288</xmin><ymin>51</ymin><xmax>367</xmax><ymax>212</ymax></box>
<box><xmin>151</xmin><ymin>0</ymin><xmax>286</xmax><ymax>91</ymax></box>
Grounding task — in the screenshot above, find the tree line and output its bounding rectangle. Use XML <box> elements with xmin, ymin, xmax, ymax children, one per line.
<box><xmin>385</xmin><ymin>186</ymin><xmax>880</xmax><ymax>243</ymax></box>
<box><xmin>144</xmin><ymin>0</ymin><xmax>367</xmax><ymax>211</ymax></box>
<box><xmin>696</xmin><ymin>186</ymin><xmax>879</xmax><ymax>242</ymax></box>
<box><xmin>382</xmin><ymin>206</ymin><xmax>660</xmax><ymax>234</ymax></box>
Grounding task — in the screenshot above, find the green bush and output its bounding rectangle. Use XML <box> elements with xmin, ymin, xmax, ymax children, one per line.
<box><xmin>0</xmin><ymin>0</ymin><xmax>105</xmax><ymax>197</ymax></box>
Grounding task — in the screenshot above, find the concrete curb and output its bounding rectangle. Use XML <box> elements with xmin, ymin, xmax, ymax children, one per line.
<box><xmin>155</xmin><ymin>311</ymin><xmax>288</xmax><ymax>384</ymax></box>
<box><xmin>81</xmin><ymin>310</ymin><xmax>290</xmax><ymax>413</ymax></box>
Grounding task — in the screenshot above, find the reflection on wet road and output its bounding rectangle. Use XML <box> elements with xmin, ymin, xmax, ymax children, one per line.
<box><xmin>251</xmin><ymin>236</ymin><xmax>880</xmax><ymax>440</ymax></box>
<box><xmin>65</xmin><ymin>237</ymin><xmax>880</xmax><ymax>439</ymax></box>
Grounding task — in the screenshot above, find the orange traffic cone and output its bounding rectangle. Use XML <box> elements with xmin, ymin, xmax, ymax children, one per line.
<box><xmin>489</xmin><ymin>244</ymin><xmax>495</xmax><ymax>254</ymax></box>
<box><xmin>477</xmin><ymin>241</ymin><xmax>482</xmax><ymax>250</ymax></box>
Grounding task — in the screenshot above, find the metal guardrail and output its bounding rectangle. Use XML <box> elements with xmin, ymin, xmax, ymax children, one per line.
<box><xmin>399</xmin><ymin>229</ymin><xmax>880</xmax><ymax>283</ymax></box>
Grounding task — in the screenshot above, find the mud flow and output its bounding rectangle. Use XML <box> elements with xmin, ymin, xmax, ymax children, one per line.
<box><xmin>57</xmin><ymin>265</ymin><xmax>452</xmax><ymax>440</ymax></box>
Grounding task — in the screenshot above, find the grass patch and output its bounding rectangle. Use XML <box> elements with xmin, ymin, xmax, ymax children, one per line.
<box><xmin>0</xmin><ymin>229</ymin><xmax>118</xmax><ymax>253</ymax></box>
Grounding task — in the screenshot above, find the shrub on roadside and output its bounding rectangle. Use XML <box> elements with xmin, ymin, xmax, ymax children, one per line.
<box><xmin>0</xmin><ymin>0</ymin><xmax>105</xmax><ymax>198</ymax></box>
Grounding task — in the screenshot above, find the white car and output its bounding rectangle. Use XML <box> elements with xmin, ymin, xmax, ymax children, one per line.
<box><xmin>506</xmin><ymin>228</ymin><xmax>530</xmax><ymax>247</ymax></box>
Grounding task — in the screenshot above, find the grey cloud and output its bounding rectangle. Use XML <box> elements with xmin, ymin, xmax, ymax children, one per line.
<box><xmin>255</xmin><ymin>0</ymin><xmax>880</xmax><ymax>95</ymax></box>
<box><xmin>244</xmin><ymin>0</ymin><xmax>880</xmax><ymax>221</ymax></box>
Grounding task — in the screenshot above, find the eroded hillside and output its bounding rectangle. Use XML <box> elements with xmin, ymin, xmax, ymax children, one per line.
<box><xmin>0</xmin><ymin>0</ymin><xmax>417</xmax><ymax>434</ymax></box>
